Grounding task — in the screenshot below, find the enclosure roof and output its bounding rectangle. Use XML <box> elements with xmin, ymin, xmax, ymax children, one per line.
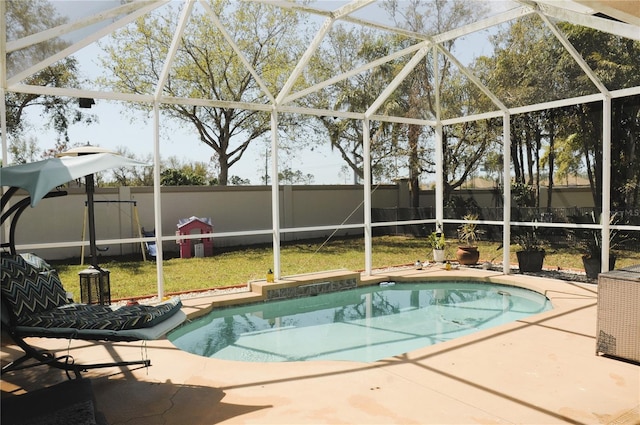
<box><xmin>2</xmin><ymin>0</ymin><xmax>639</xmax><ymax>127</ymax></box>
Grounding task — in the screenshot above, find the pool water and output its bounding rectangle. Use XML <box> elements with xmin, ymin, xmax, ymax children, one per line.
<box><xmin>168</xmin><ymin>282</ymin><xmax>552</xmax><ymax>363</ymax></box>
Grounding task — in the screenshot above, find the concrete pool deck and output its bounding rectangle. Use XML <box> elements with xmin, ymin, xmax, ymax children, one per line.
<box><xmin>2</xmin><ymin>267</ymin><xmax>639</xmax><ymax>424</ymax></box>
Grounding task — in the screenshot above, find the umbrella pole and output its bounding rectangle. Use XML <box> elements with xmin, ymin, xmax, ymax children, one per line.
<box><xmin>86</xmin><ymin>174</ymin><xmax>98</xmax><ymax>268</ymax></box>
<box><xmin>81</xmin><ymin>205</ymin><xmax>87</xmax><ymax>266</ymax></box>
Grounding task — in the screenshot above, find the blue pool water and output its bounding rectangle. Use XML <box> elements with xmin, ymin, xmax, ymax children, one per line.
<box><xmin>168</xmin><ymin>282</ymin><xmax>552</xmax><ymax>363</ymax></box>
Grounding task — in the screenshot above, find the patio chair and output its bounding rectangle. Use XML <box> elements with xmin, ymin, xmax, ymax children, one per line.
<box><xmin>1</xmin><ymin>252</ymin><xmax>186</xmax><ymax>378</ymax></box>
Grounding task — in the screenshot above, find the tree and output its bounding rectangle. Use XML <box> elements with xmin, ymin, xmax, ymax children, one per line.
<box><xmin>304</xmin><ymin>26</ymin><xmax>404</xmax><ymax>185</ymax></box>
<box><xmin>441</xmin><ymin>118</ymin><xmax>501</xmax><ymax>201</ymax></box>
<box><xmin>558</xmin><ymin>24</ymin><xmax>640</xmax><ymax>213</ymax></box>
<box><xmin>278</xmin><ymin>168</ymin><xmax>314</xmax><ymax>185</ymax></box>
<box><xmin>481</xmin><ymin>16</ymin><xmax>640</xmax><ymax>214</ymax></box>
<box><xmin>385</xmin><ymin>0</ymin><xmax>489</xmax><ymax>207</ymax></box>
<box><xmin>303</xmin><ymin>0</ymin><xmax>488</xmax><ymax>202</ymax></box>
<box><xmin>4</xmin><ymin>0</ymin><xmax>94</xmax><ymax>163</ymax></box>
<box><xmin>229</xmin><ymin>175</ymin><xmax>250</xmax><ymax>185</ymax></box>
<box><xmin>481</xmin><ymin>15</ymin><xmax>564</xmax><ymax>207</ymax></box>
<box><xmin>108</xmin><ymin>148</ymin><xmax>155</xmax><ymax>187</ymax></box>
<box><xmin>160</xmin><ymin>157</ymin><xmax>215</xmax><ymax>186</ymax></box>
<box><xmin>99</xmin><ymin>0</ymin><xmax>306</xmax><ymax>185</ymax></box>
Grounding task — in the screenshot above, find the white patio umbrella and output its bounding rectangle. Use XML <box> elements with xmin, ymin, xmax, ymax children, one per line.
<box><xmin>1</xmin><ymin>152</ymin><xmax>146</xmax><ymax>207</ymax></box>
<box><xmin>1</xmin><ymin>152</ymin><xmax>148</xmax><ymax>266</ymax></box>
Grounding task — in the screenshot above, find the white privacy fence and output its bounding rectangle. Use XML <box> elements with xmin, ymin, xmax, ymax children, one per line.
<box><xmin>2</xmin><ymin>183</ymin><xmax>599</xmax><ymax>261</ymax></box>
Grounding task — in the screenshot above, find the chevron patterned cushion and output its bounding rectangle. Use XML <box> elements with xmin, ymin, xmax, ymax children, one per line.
<box><xmin>17</xmin><ymin>297</ymin><xmax>183</xmax><ymax>330</ymax></box>
<box><xmin>1</xmin><ymin>255</ymin><xmax>68</xmax><ymax>319</ymax></box>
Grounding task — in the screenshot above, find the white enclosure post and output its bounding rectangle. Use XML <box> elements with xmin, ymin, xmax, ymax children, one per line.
<box><xmin>153</xmin><ymin>103</ymin><xmax>164</xmax><ymax>299</ymax></box>
<box><xmin>435</xmin><ymin>123</ymin><xmax>444</xmax><ymax>230</ymax></box>
<box><xmin>502</xmin><ymin>112</ymin><xmax>511</xmax><ymax>274</ymax></box>
<box><xmin>363</xmin><ymin>118</ymin><xmax>373</xmax><ymax>275</ymax></box>
<box><xmin>601</xmin><ymin>95</ymin><xmax>612</xmax><ymax>272</ymax></box>
<box><xmin>434</xmin><ymin>45</ymin><xmax>444</xmax><ymax>231</ymax></box>
<box><xmin>271</xmin><ymin>109</ymin><xmax>281</xmax><ymax>279</ymax></box>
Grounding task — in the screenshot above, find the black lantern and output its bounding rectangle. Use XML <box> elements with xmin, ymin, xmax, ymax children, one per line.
<box><xmin>79</xmin><ymin>266</ymin><xmax>111</xmax><ymax>305</ymax></box>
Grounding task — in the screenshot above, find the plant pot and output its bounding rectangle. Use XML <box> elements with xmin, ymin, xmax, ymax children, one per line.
<box><xmin>582</xmin><ymin>254</ymin><xmax>617</xmax><ymax>279</ymax></box>
<box><xmin>432</xmin><ymin>249</ymin><xmax>445</xmax><ymax>263</ymax></box>
<box><xmin>456</xmin><ymin>246</ymin><xmax>479</xmax><ymax>265</ymax></box>
<box><xmin>516</xmin><ymin>250</ymin><xmax>545</xmax><ymax>273</ymax></box>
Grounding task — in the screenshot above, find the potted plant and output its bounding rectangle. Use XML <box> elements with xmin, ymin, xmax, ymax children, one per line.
<box><xmin>569</xmin><ymin>211</ymin><xmax>625</xmax><ymax>279</ymax></box>
<box><xmin>427</xmin><ymin>231</ymin><xmax>446</xmax><ymax>262</ymax></box>
<box><xmin>456</xmin><ymin>214</ymin><xmax>480</xmax><ymax>265</ymax></box>
<box><xmin>512</xmin><ymin>225</ymin><xmax>546</xmax><ymax>273</ymax></box>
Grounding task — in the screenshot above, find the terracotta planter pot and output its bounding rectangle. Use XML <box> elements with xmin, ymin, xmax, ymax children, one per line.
<box><xmin>516</xmin><ymin>250</ymin><xmax>545</xmax><ymax>273</ymax></box>
<box><xmin>456</xmin><ymin>246</ymin><xmax>479</xmax><ymax>265</ymax></box>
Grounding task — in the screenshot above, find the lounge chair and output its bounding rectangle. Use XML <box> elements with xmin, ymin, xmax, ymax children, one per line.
<box><xmin>1</xmin><ymin>252</ymin><xmax>186</xmax><ymax>378</ymax></box>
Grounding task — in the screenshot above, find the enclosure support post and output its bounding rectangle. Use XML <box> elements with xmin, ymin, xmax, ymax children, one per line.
<box><xmin>363</xmin><ymin>118</ymin><xmax>373</xmax><ymax>275</ymax></box>
<box><xmin>271</xmin><ymin>109</ymin><xmax>281</xmax><ymax>279</ymax></box>
<box><xmin>150</xmin><ymin>0</ymin><xmax>192</xmax><ymax>299</ymax></box>
<box><xmin>435</xmin><ymin>122</ymin><xmax>444</xmax><ymax>230</ymax></box>
<box><xmin>601</xmin><ymin>95</ymin><xmax>612</xmax><ymax>273</ymax></box>
<box><xmin>434</xmin><ymin>45</ymin><xmax>444</xmax><ymax>233</ymax></box>
<box><xmin>502</xmin><ymin>112</ymin><xmax>511</xmax><ymax>275</ymax></box>
<box><xmin>152</xmin><ymin>103</ymin><xmax>164</xmax><ymax>299</ymax></box>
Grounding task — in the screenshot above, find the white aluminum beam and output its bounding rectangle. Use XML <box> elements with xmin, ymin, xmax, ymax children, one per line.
<box><xmin>369</xmin><ymin>114</ymin><xmax>435</xmax><ymax>127</ymax></box>
<box><xmin>365</xmin><ymin>42</ymin><xmax>431</xmax><ymax>117</ymax></box>
<box><xmin>276</xmin><ymin>17</ymin><xmax>334</xmax><ymax>105</ymax></box>
<box><xmin>7</xmin><ymin>1</ymin><xmax>162</xmax><ymax>86</ymax></box>
<box><xmin>508</xmin><ymin>92</ymin><xmax>605</xmax><ymax>115</ymax></box>
<box><xmin>200</xmin><ymin>0</ymin><xmax>275</xmax><ymax>103</ymax></box>
<box><xmin>537</xmin><ymin>1</ymin><xmax>640</xmax><ymax>41</ymax></box>
<box><xmin>6</xmin><ymin>1</ymin><xmax>168</xmax><ymax>53</ymax></box>
<box><xmin>284</xmin><ymin>43</ymin><xmax>424</xmax><ymax>105</ymax></box>
<box><xmin>537</xmin><ymin>11</ymin><xmax>609</xmax><ymax>95</ymax></box>
<box><xmin>502</xmin><ymin>112</ymin><xmax>512</xmax><ymax>274</ymax></box>
<box><xmin>432</xmin><ymin>6</ymin><xmax>534</xmax><ymax>44</ymax></box>
<box><xmin>612</xmin><ymin>86</ymin><xmax>640</xmax><ymax>99</ymax></box>
<box><xmin>437</xmin><ymin>45</ymin><xmax>509</xmax><ymax>113</ymax></box>
<box><xmin>152</xmin><ymin>103</ymin><xmax>164</xmax><ymax>299</ymax></box>
<box><xmin>6</xmin><ymin>84</ymin><xmax>155</xmax><ymax>103</ymax></box>
<box><xmin>441</xmin><ymin>110</ymin><xmax>505</xmax><ymax>126</ymax></box>
<box><xmin>150</xmin><ymin>0</ymin><xmax>194</xmax><ymax>299</ymax></box>
<box><xmin>434</xmin><ymin>45</ymin><xmax>444</xmax><ymax>232</ymax></box>
<box><xmin>601</xmin><ymin>95</ymin><xmax>612</xmax><ymax>273</ymax></box>
<box><xmin>363</xmin><ymin>117</ymin><xmax>373</xmax><ymax>275</ymax></box>
<box><xmin>251</xmin><ymin>0</ymin><xmax>429</xmax><ymax>41</ymax></box>
<box><xmin>271</xmin><ymin>109</ymin><xmax>282</xmax><ymax>279</ymax></box>
<box><xmin>275</xmin><ymin>0</ymin><xmax>381</xmax><ymax>106</ymax></box>
<box><xmin>162</xmin><ymin>95</ymin><xmax>273</xmax><ymax>112</ymax></box>
<box><xmin>154</xmin><ymin>0</ymin><xmax>193</xmax><ymax>101</ymax></box>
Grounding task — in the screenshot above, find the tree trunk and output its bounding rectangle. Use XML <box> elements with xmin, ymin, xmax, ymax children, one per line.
<box><xmin>546</xmin><ymin>112</ymin><xmax>555</xmax><ymax>211</ymax></box>
<box><xmin>408</xmin><ymin>123</ymin><xmax>421</xmax><ymax>207</ymax></box>
<box><xmin>218</xmin><ymin>155</ymin><xmax>229</xmax><ymax>186</ymax></box>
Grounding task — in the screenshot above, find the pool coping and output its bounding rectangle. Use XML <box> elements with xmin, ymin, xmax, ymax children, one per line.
<box><xmin>179</xmin><ymin>266</ymin><xmax>561</xmax><ymax>321</ymax></box>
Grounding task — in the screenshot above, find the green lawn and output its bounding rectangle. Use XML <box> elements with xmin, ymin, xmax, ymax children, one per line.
<box><xmin>51</xmin><ymin>236</ymin><xmax>640</xmax><ymax>301</ymax></box>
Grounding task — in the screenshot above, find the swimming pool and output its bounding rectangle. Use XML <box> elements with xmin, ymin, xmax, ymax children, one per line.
<box><xmin>168</xmin><ymin>281</ymin><xmax>552</xmax><ymax>363</ymax></box>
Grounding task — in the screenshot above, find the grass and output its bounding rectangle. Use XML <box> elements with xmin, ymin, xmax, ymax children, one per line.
<box><xmin>51</xmin><ymin>235</ymin><xmax>640</xmax><ymax>301</ymax></box>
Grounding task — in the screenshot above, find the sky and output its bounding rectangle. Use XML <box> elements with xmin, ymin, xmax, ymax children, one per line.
<box><xmin>16</xmin><ymin>0</ymin><xmax>507</xmax><ymax>184</ymax></box>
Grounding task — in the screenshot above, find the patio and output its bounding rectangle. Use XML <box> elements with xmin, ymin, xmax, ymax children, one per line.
<box><xmin>2</xmin><ymin>268</ymin><xmax>638</xmax><ymax>424</ymax></box>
